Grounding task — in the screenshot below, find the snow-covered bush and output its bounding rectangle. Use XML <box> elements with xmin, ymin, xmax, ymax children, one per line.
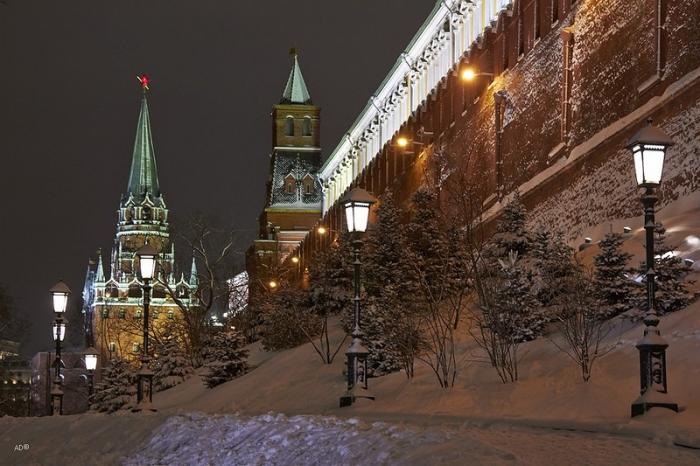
<box><xmin>632</xmin><ymin>222</ymin><xmax>693</xmax><ymax>316</ymax></box>
<box><xmin>202</xmin><ymin>329</ymin><xmax>249</xmax><ymax>388</ymax></box>
<box><xmin>152</xmin><ymin>336</ymin><xmax>193</xmax><ymax>392</ymax></box>
<box><xmin>90</xmin><ymin>357</ymin><xmax>136</xmax><ymax>413</ymax></box>
<box><xmin>594</xmin><ymin>232</ymin><xmax>633</xmax><ymax>318</ymax></box>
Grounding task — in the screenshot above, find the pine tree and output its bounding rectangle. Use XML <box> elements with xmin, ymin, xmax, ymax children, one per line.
<box><xmin>202</xmin><ymin>329</ymin><xmax>249</xmax><ymax>388</ymax></box>
<box><xmin>594</xmin><ymin>232</ymin><xmax>633</xmax><ymax>318</ymax></box>
<box><xmin>361</xmin><ymin>191</ymin><xmax>409</xmax><ymax>377</ymax></box>
<box><xmin>492</xmin><ymin>191</ymin><xmax>530</xmax><ymax>258</ymax></box>
<box><xmin>152</xmin><ymin>336</ymin><xmax>193</xmax><ymax>392</ymax></box>
<box><xmin>496</xmin><ymin>251</ymin><xmax>543</xmax><ymax>342</ymax></box>
<box><xmin>90</xmin><ymin>357</ymin><xmax>136</xmax><ymax>413</ymax></box>
<box><xmin>532</xmin><ymin>229</ymin><xmax>576</xmax><ymax>308</ymax></box>
<box><xmin>635</xmin><ymin>223</ymin><xmax>691</xmax><ymax>315</ymax></box>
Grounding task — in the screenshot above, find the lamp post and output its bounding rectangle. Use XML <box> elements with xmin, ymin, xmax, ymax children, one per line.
<box><xmin>49</xmin><ymin>281</ymin><xmax>70</xmax><ymax>415</ymax></box>
<box><xmin>628</xmin><ymin>118</ymin><xmax>678</xmax><ymax>417</ymax></box>
<box><xmin>133</xmin><ymin>243</ymin><xmax>157</xmax><ymax>412</ymax></box>
<box><xmin>338</xmin><ymin>187</ymin><xmax>377</xmax><ymax>408</ymax></box>
<box><xmin>84</xmin><ymin>346</ymin><xmax>99</xmax><ymax>398</ymax></box>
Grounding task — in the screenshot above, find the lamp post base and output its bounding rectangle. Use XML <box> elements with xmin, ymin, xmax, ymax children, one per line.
<box><xmin>631</xmin><ymin>390</ymin><xmax>678</xmax><ymax>417</ymax></box>
<box><xmin>339</xmin><ymin>388</ymin><xmax>375</xmax><ymax>408</ymax></box>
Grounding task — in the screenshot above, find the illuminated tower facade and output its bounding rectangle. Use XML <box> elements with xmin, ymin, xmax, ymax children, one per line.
<box><xmin>84</xmin><ymin>78</ymin><xmax>197</xmax><ymax>361</ymax></box>
<box><xmin>249</xmin><ymin>50</ymin><xmax>323</xmax><ymax>289</ymax></box>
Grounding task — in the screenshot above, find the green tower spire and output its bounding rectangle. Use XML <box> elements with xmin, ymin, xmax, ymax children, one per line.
<box><xmin>281</xmin><ymin>49</ymin><xmax>312</xmax><ymax>105</ymax></box>
<box><xmin>127</xmin><ymin>81</ymin><xmax>160</xmax><ymax>201</ymax></box>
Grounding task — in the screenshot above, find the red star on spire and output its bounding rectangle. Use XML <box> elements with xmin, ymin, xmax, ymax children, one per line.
<box><xmin>137</xmin><ymin>74</ymin><xmax>150</xmax><ymax>91</ymax></box>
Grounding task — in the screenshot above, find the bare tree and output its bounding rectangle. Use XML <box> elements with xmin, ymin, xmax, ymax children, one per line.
<box><xmin>549</xmin><ymin>268</ymin><xmax>617</xmax><ymax>382</ymax></box>
<box><xmin>161</xmin><ymin>213</ymin><xmax>246</xmax><ymax>366</ymax></box>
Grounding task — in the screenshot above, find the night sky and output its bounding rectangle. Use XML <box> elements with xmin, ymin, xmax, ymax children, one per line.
<box><xmin>0</xmin><ymin>1</ymin><xmax>434</xmax><ymax>355</ymax></box>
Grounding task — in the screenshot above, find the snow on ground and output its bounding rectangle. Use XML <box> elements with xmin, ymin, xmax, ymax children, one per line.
<box><xmin>123</xmin><ymin>411</ymin><xmax>700</xmax><ymax>466</ymax></box>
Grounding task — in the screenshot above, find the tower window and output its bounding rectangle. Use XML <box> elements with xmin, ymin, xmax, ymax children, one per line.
<box><xmin>302</xmin><ymin>175</ymin><xmax>315</xmax><ymax>195</ymax></box>
<box><xmin>108</xmin><ymin>342</ymin><xmax>116</xmax><ymax>352</ymax></box>
<box><xmin>135</xmin><ymin>310</ymin><xmax>142</xmax><ymax>319</ymax></box>
<box><xmin>302</xmin><ymin>117</ymin><xmax>312</xmax><ymax>136</ymax></box>
<box><xmin>285</xmin><ymin>116</ymin><xmax>294</xmax><ymax>136</ymax></box>
<box><xmin>167</xmin><ymin>310</ymin><xmax>174</xmax><ymax>320</ymax></box>
<box><xmin>118</xmin><ymin>309</ymin><xmax>126</xmax><ymax>319</ymax></box>
<box><xmin>132</xmin><ymin>343</ymin><xmax>141</xmax><ymax>353</ymax></box>
<box><xmin>284</xmin><ymin>175</ymin><xmax>296</xmax><ymax>194</ymax></box>
<box><xmin>102</xmin><ymin>309</ymin><xmax>110</xmax><ymax>319</ymax></box>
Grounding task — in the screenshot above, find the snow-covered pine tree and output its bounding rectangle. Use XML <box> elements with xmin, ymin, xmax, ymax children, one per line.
<box><xmin>90</xmin><ymin>357</ymin><xmax>136</xmax><ymax>413</ymax></box>
<box><xmin>152</xmin><ymin>336</ymin><xmax>193</xmax><ymax>392</ymax></box>
<box><xmin>594</xmin><ymin>232</ymin><xmax>633</xmax><ymax>318</ymax></box>
<box><xmin>405</xmin><ymin>189</ymin><xmax>461</xmax><ymax>387</ymax></box>
<box><xmin>492</xmin><ymin>191</ymin><xmax>530</xmax><ymax>258</ymax></box>
<box><xmin>496</xmin><ymin>251</ymin><xmax>543</xmax><ymax>342</ymax></box>
<box><xmin>361</xmin><ymin>191</ymin><xmax>408</xmax><ymax>377</ymax></box>
<box><xmin>202</xmin><ymin>329</ymin><xmax>249</xmax><ymax>388</ymax></box>
<box><xmin>532</xmin><ymin>229</ymin><xmax>576</xmax><ymax>308</ymax></box>
<box><xmin>635</xmin><ymin>223</ymin><xmax>691</xmax><ymax>315</ymax></box>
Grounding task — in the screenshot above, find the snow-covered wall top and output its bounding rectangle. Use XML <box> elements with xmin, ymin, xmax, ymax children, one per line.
<box><xmin>319</xmin><ymin>0</ymin><xmax>512</xmax><ymax>214</ymax></box>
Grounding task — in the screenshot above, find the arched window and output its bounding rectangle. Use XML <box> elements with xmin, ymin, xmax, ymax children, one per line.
<box><xmin>128</xmin><ymin>284</ymin><xmax>142</xmax><ymax>298</ymax></box>
<box><xmin>284</xmin><ymin>175</ymin><xmax>296</xmax><ymax>194</ymax></box>
<box><xmin>302</xmin><ymin>175</ymin><xmax>315</xmax><ymax>195</ymax></box>
<box><xmin>302</xmin><ymin>117</ymin><xmax>312</xmax><ymax>136</ymax></box>
<box><xmin>285</xmin><ymin>116</ymin><xmax>294</xmax><ymax>136</ymax></box>
<box><xmin>106</xmin><ymin>283</ymin><xmax>119</xmax><ymax>298</ymax></box>
<box><xmin>153</xmin><ymin>285</ymin><xmax>166</xmax><ymax>299</ymax></box>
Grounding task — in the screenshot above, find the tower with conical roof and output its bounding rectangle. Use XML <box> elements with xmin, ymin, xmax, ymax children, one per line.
<box><xmin>253</xmin><ymin>50</ymin><xmax>323</xmax><ymax>269</ymax></box>
<box><xmin>84</xmin><ymin>78</ymin><xmax>197</xmax><ymax>361</ymax></box>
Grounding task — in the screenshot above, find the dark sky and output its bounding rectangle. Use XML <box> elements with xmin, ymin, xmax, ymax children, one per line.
<box><xmin>0</xmin><ymin>1</ymin><xmax>434</xmax><ymax>354</ymax></box>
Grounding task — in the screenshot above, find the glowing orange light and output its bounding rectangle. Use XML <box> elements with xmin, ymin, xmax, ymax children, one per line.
<box><xmin>461</xmin><ymin>68</ymin><xmax>475</xmax><ymax>81</ymax></box>
<box><xmin>291</xmin><ymin>257</ymin><xmax>299</xmax><ymax>264</ymax></box>
<box><xmin>268</xmin><ymin>280</ymin><xmax>278</xmax><ymax>289</ymax></box>
<box><xmin>397</xmin><ymin>137</ymin><xmax>409</xmax><ymax>147</ymax></box>
<box><xmin>318</xmin><ymin>226</ymin><xmax>327</xmax><ymax>235</ymax></box>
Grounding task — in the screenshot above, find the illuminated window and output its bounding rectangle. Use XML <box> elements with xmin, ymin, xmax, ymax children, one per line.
<box><xmin>108</xmin><ymin>342</ymin><xmax>116</xmax><ymax>352</ymax></box>
<box><xmin>167</xmin><ymin>310</ymin><xmax>174</xmax><ymax>320</ymax></box>
<box><xmin>135</xmin><ymin>310</ymin><xmax>142</xmax><ymax>319</ymax></box>
<box><xmin>132</xmin><ymin>343</ymin><xmax>140</xmax><ymax>353</ymax></box>
<box><xmin>102</xmin><ymin>309</ymin><xmax>109</xmax><ymax>319</ymax></box>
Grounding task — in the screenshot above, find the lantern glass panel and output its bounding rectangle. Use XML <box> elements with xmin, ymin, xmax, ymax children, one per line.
<box><xmin>139</xmin><ymin>255</ymin><xmax>156</xmax><ymax>280</ymax></box>
<box><xmin>85</xmin><ymin>354</ymin><xmax>98</xmax><ymax>371</ymax></box>
<box><xmin>353</xmin><ymin>203</ymin><xmax>370</xmax><ymax>233</ymax></box>
<box><xmin>344</xmin><ymin>202</ymin><xmax>355</xmax><ymax>232</ymax></box>
<box><xmin>642</xmin><ymin>145</ymin><xmax>665</xmax><ymax>186</ymax></box>
<box><xmin>52</xmin><ymin>293</ymin><xmax>68</xmax><ymax>313</ymax></box>
<box><xmin>53</xmin><ymin>323</ymin><xmax>65</xmax><ymax>342</ymax></box>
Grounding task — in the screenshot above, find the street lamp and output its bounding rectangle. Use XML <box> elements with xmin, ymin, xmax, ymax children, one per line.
<box><xmin>627</xmin><ymin>118</ymin><xmax>678</xmax><ymax>417</ymax></box>
<box><xmin>49</xmin><ymin>281</ymin><xmax>70</xmax><ymax>415</ymax></box>
<box><xmin>460</xmin><ymin>67</ymin><xmax>494</xmax><ymax>81</ymax></box>
<box><xmin>133</xmin><ymin>242</ymin><xmax>158</xmax><ymax>412</ymax></box>
<box><xmin>338</xmin><ymin>187</ymin><xmax>377</xmax><ymax>407</ymax></box>
<box><xmin>84</xmin><ymin>346</ymin><xmax>99</xmax><ymax>398</ymax></box>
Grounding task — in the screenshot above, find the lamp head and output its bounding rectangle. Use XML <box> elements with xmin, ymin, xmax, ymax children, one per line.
<box><xmin>626</xmin><ymin>119</ymin><xmax>674</xmax><ymax>188</ymax></box>
<box><xmin>49</xmin><ymin>281</ymin><xmax>71</xmax><ymax>313</ymax></box>
<box><xmin>339</xmin><ymin>187</ymin><xmax>378</xmax><ymax>233</ymax></box>
<box><xmin>136</xmin><ymin>243</ymin><xmax>159</xmax><ymax>280</ymax></box>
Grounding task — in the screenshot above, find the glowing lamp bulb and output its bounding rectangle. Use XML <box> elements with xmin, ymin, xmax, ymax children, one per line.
<box><xmin>269</xmin><ymin>280</ymin><xmax>278</xmax><ymax>289</ymax></box>
<box><xmin>397</xmin><ymin>137</ymin><xmax>409</xmax><ymax>147</ymax></box>
<box><xmin>317</xmin><ymin>226</ymin><xmax>327</xmax><ymax>235</ymax></box>
<box><xmin>461</xmin><ymin>68</ymin><xmax>476</xmax><ymax>81</ymax></box>
<box><xmin>291</xmin><ymin>257</ymin><xmax>299</xmax><ymax>264</ymax></box>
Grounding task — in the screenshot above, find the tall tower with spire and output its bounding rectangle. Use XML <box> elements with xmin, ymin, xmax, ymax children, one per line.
<box><xmin>251</xmin><ymin>50</ymin><xmax>323</xmax><ymax>278</ymax></box>
<box><xmin>84</xmin><ymin>77</ymin><xmax>197</xmax><ymax>361</ymax></box>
